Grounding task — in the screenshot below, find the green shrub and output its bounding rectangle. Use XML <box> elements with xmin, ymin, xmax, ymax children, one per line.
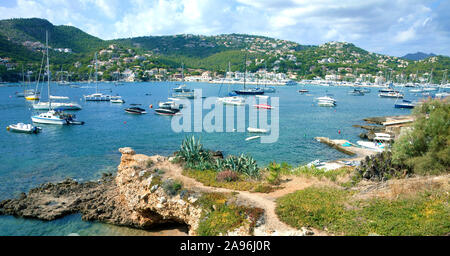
<box><xmin>162</xmin><ymin>179</ymin><xmax>183</xmax><ymax>196</ymax></box>
<box><xmin>217</xmin><ymin>154</ymin><xmax>260</xmax><ymax>178</ymax></box>
<box><xmin>266</xmin><ymin>162</ymin><xmax>281</xmax><ymax>185</ymax></box>
<box><xmin>392</xmin><ymin>99</ymin><xmax>450</xmax><ymax>175</ymax></box>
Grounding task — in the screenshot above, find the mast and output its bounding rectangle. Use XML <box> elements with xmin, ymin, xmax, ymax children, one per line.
<box><xmin>243</xmin><ymin>53</ymin><xmax>247</xmax><ymax>90</ymax></box>
<box><xmin>46</xmin><ymin>30</ymin><xmax>51</xmax><ymax>111</ymax></box>
<box><xmin>95</xmin><ymin>52</ymin><xmax>98</xmax><ymax>93</ymax></box>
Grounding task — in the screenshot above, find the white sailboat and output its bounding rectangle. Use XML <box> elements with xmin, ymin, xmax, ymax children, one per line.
<box><xmin>31</xmin><ymin>31</ymin><xmax>70</xmax><ymax>125</ymax></box>
<box><xmin>84</xmin><ymin>53</ymin><xmax>112</xmax><ymax>101</ymax></box>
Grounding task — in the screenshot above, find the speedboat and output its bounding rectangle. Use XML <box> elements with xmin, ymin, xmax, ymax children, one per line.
<box><xmin>299</xmin><ymin>89</ymin><xmax>309</xmax><ymax>93</ymax></box>
<box><xmin>125</xmin><ymin>107</ymin><xmax>147</xmax><ymax>114</ymax></box>
<box><xmin>7</xmin><ymin>123</ymin><xmax>41</xmax><ymax>134</ymax></box>
<box><xmin>155</xmin><ymin>107</ymin><xmax>180</xmax><ymax>116</ymax></box>
<box><xmin>31</xmin><ymin>110</ymin><xmax>69</xmax><ymax>125</ymax></box>
<box><xmin>110</xmin><ymin>96</ymin><xmax>125</xmax><ymax>103</ymax></box>
<box><xmin>217</xmin><ymin>96</ymin><xmax>245</xmax><ymax>105</ymax></box>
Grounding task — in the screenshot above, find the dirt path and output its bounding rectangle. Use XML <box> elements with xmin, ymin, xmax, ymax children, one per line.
<box><xmin>152</xmin><ymin>156</ymin><xmax>329</xmax><ymax>235</ymax></box>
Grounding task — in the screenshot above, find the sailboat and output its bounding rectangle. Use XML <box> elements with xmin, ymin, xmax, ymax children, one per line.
<box><xmin>31</xmin><ymin>31</ymin><xmax>74</xmax><ymax>125</ymax></box>
<box><xmin>234</xmin><ymin>54</ymin><xmax>264</xmax><ymax>95</ymax></box>
<box><xmin>435</xmin><ymin>69</ymin><xmax>449</xmax><ymax>99</ymax></box>
<box><xmin>84</xmin><ymin>53</ymin><xmax>112</xmax><ymax>101</ymax></box>
<box><xmin>394</xmin><ymin>73</ymin><xmax>415</xmax><ymax>109</ymax></box>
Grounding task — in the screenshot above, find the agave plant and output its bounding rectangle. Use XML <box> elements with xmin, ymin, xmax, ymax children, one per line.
<box><xmin>218</xmin><ymin>154</ymin><xmax>260</xmax><ymax>177</ymax></box>
<box><xmin>176</xmin><ymin>136</ymin><xmax>212</xmax><ymax>170</ymax></box>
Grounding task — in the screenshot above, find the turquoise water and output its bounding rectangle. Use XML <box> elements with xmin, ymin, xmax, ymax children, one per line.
<box><xmin>0</xmin><ymin>81</ymin><xmax>418</xmax><ymax>235</ymax></box>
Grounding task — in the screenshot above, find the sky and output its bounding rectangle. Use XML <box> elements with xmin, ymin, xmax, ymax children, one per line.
<box><xmin>0</xmin><ymin>0</ymin><xmax>448</xmax><ymax>57</ymax></box>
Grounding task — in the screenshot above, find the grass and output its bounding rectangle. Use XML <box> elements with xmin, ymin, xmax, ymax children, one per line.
<box><xmin>183</xmin><ymin>169</ymin><xmax>276</xmax><ymax>193</ymax></box>
<box><xmin>195</xmin><ymin>192</ymin><xmax>264</xmax><ymax>236</ymax></box>
<box><xmin>290</xmin><ymin>166</ymin><xmax>354</xmax><ymax>181</ymax></box>
<box><xmin>276</xmin><ymin>186</ymin><xmax>450</xmax><ymax>236</ymax></box>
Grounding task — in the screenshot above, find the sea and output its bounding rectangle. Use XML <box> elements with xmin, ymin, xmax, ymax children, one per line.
<box><xmin>0</xmin><ymin>81</ymin><xmax>423</xmax><ymax>235</ymax></box>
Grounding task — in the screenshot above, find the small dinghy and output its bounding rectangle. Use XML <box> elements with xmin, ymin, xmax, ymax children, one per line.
<box><xmin>125</xmin><ymin>107</ymin><xmax>147</xmax><ymax>114</ymax></box>
<box><xmin>299</xmin><ymin>89</ymin><xmax>309</xmax><ymax>93</ymax></box>
<box><xmin>247</xmin><ymin>127</ymin><xmax>269</xmax><ymax>133</ymax></box>
<box><xmin>245</xmin><ymin>136</ymin><xmax>260</xmax><ymax>141</ymax></box>
<box><xmin>7</xmin><ymin>123</ymin><xmax>41</xmax><ymax>134</ymax></box>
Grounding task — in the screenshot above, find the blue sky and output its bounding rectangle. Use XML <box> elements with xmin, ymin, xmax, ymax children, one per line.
<box><xmin>0</xmin><ymin>0</ymin><xmax>448</xmax><ymax>57</ymax></box>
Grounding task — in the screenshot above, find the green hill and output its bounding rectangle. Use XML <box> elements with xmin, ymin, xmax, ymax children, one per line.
<box><xmin>0</xmin><ymin>18</ymin><xmax>106</xmax><ymax>53</ymax></box>
<box><xmin>0</xmin><ymin>18</ymin><xmax>448</xmax><ymax>83</ymax></box>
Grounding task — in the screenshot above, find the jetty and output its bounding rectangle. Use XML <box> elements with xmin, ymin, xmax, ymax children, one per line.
<box><xmin>315</xmin><ymin>137</ymin><xmax>378</xmax><ymax>159</ymax></box>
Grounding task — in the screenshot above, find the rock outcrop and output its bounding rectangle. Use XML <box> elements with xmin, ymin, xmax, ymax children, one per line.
<box><xmin>0</xmin><ymin>147</ymin><xmax>259</xmax><ymax>236</ymax></box>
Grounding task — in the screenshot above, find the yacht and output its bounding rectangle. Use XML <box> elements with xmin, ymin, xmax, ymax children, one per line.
<box><xmin>110</xmin><ymin>96</ymin><xmax>125</xmax><ymax>104</ymax></box>
<box><xmin>379</xmin><ymin>92</ymin><xmax>404</xmax><ymax>98</ymax></box>
<box><xmin>217</xmin><ymin>96</ymin><xmax>246</xmax><ymax>105</ymax></box>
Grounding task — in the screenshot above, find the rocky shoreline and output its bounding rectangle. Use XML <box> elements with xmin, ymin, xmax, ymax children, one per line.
<box><xmin>0</xmin><ymin>147</ymin><xmax>262</xmax><ymax>236</ymax></box>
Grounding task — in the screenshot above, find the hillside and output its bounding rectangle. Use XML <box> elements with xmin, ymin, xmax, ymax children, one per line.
<box><xmin>0</xmin><ymin>18</ymin><xmax>106</xmax><ymax>54</ymax></box>
<box><xmin>402</xmin><ymin>52</ymin><xmax>437</xmax><ymax>61</ymax></box>
<box><xmin>0</xmin><ymin>18</ymin><xmax>448</xmax><ymax>83</ymax></box>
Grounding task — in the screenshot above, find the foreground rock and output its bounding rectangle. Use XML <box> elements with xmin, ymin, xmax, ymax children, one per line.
<box><xmin>0</xmin><ymin>147</ymin><xmax>261</xmax><ymax>236</ymax></box>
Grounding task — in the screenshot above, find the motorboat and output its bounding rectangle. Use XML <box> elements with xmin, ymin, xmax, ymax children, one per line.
<box><xmin>173</xmin><ymin>84</ymin><xmax>192</xmax><ymax>93</ymax></box>
<box><xmin>217</xmin><ymin>96</ymin><xmax>246</xmax><ymax>105</ymax></box>
<box><xmin>263</xmin><ymin>87</ymin><xmax>276</xmax><ymax>93</ymax></box>
<box><xmin>435</xmin><ymin>92</ymin><xmax>449</xmax><ymax>99</ymax></box>
<box><xmin>25</xmin><ymin>93</ymin><xmax>40</xmax><ymax>101</ymax></box>
<box><xmin>31</xmin><ymin>110</ymin><xmax>69</xmax><ymax>125</ymax></box>
<box><xmin>306</xmin><ymin>159</ymin><xmax>325</xmax><ymax>168</ymax></box>
<box><xmin>110</xmin><ymin>96</ymin><xmax>125</xmax><ymax>104</ymax></box>
<box><xmin>154</xmin><ymin>107</ymin><xmax>180</xmax><ymax>116</ymax></box>
<box><xmin>348</xmin><ymin>88</ymin><xmax>365</xmax><ymax>96</ymax></box>
<box><xmin>7</xmin><ymin>123</ymin><xmax>41</xmax><ymax>134</ymax></box>
<box><xmin>171</xmin><ymin>91</ymin><xmax>195</xmax><ymax>99</ymax></box>
<box><xmin>373</xmin><ymin>133</ymin><xmax>393</xmax><ymax>142</ymax></box>
<box><xmin>253</xmin><ymin>104</ymin><xmax>273</xmax><ymax>109</ymax></box>
<box><xmin>394</xmin><ymin>99</ymin><xmax>415</xmax><ymax>109</ymax></box>
<box><xmin>315</xmin><ymin>95</ymin><xmax>336</xmax><ymax>107</ymax></box>
<box><xmin>379</xmin><ymin>92</ymin><xmax>404</xmax><ymax>98</ymax></box>
<box><xmin>298</xmin><ymin>89</ymin><xmax>309</xmax><ymax>93</ymax></box>
<box><xmin>125</xmin><ymin>107</ymin><xmax>147</xmax><ymax>114</ymax></box>
<box><xmin>247</xmin><ymin>127</ymin><xmax>268</xmax><ymax>133</ymax></box>
<box><xmin>357</xmin><ymin>141</ymin><xmax>385</xmax><ymax>152</ymax></box>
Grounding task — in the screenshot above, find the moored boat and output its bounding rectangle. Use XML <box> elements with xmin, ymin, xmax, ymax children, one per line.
<box><xmin>7</xmin><ymin>123</ymin><xmax>41</xmax><ymax>134</ymax></box>
<box><xmin>125</xmin><ymin>107</ymin><xmax>147</xmax><ymax>114</ymax></box>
